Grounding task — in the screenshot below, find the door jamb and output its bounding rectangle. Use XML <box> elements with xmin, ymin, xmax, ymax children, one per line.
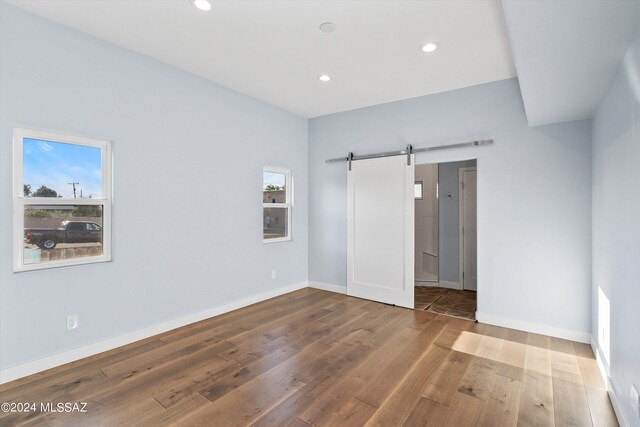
<box><xmin>459</xmin><ymin>166</ymin><xmax>477</xmax><ymax>290</ymax></box>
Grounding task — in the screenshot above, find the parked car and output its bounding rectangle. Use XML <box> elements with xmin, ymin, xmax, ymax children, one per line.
<box><xmin>24</xmin><ymin>221</ymin><xmax>102</xmax><ymax>250</ymax></box>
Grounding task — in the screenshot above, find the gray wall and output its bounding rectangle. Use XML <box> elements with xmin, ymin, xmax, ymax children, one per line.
<box><xmin>309</xmin><ymin>78</ymin><xmax>592</xmax><ymax>338</ymax></box>
<box><xmin>0</xmin><ymin>3</ymin><xmax>308</xmax><ymax>371</ymax></box>
<box><xmin>592</xmin><ymin>31</ymin><xmax>640</xmax><ymax>427</ymax></box>
<box><xmin>436</xmin><ymin>159</ymin><xmax>476</xmax><ymax>284</ymax></box>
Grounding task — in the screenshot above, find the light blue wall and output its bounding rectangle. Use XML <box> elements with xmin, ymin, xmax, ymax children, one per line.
<box><xmin>592</xmin><ymin>31</ymin><xmax>640</xmax><ymax>427</ymax></box>
<box><xmin>0</xmin><ymin>3</ymin><xmax>308</xmax><ymax>371</ymax></box>
<box><xmin>309</xmin><ymin>78</ymin><xmax>593</xmax><ymax>338</ymax></box>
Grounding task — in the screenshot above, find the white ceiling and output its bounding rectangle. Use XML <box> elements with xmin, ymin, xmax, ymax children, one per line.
<box><xmin>503</xmin><ymin>0</ymin><xmax>640</xmax><ymax>126</ymax></box>
<box><xmin>7</xmin><ymin>0</ymin><xmax>517</xmax><ymax>118</ymax></box>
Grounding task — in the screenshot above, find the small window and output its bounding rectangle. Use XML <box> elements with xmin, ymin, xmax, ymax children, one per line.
<box><xmin>414</xmin><ymin>182</ymin><xmax>423</xmax><ymax>199</ymax></box>
<box><xmin>263</xmin><ymin>167</ymin><xmax>292</xmax><ymax>243</ymax></box>
<box><xmin>14</xmin><ymin>128</ymin><xmax>112</xmax><ymax>271</ymax></box>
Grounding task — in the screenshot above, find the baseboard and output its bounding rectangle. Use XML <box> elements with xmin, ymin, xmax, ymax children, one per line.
<box><xmin>0</xmin><ymin>281</ymin><xmax>308</xmax><ymax>385</ymax></box>
<box><xmin>439</xmin><ymin>281</ymin><xmax>463</xmax><ymax>290</ymax></box>
<box><xmin>308</xmin><ymin>281</ymin><xmax>347</xmax><ymax>294</ymax></box>
<box><xmin>476</xmin><ymin>312</ymin><xmax>591</xmax><ymax>344</ymax></box>
<box><xmin>415</xmin><ymin>281</ymin><xmax>462</xmax><ymax>290</ymax></box>
<box><xmin>591</xmin><ymin>336</ymin><xmax>628</xmax><ymax>427</ymax></box>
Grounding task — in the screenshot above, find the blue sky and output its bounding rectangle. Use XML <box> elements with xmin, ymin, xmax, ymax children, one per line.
<box><xmin>263</xmin><ymin>171</ymin><xmax>286</xmax><ymax>190</ymax></box>
<box><xmin>23</xmin><ymin>138</ymin><xmax>102</xmax><ymax>198</ymax></box>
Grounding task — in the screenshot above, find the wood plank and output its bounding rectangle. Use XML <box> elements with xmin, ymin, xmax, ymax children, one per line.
<box><xmin>25</xmin><ymin>352</ymin><xmax>238</xmax><ymax>426</ymax></box>
<box><xmin>423</xmin><ymin>350</ymin><xmax>473</xmax><ymax>406</ymax></box>
<box><xmin>495</xmin><ymin>338</ymin><xmax>527</xmax><ymax>381</ymax></box>
<box><xmin>363</xmin><ymin>344</ymin><xmax>450</xmax><ymax>426</ymax></box>
<box><xmin>449</xmin><ymin>329</ymin><xmax>484</xmax><ymax>355</ymax></box>
<box><xmin>250</xmin><ymin>340</ymin><xmax>382</xmax><ymax>425</ymax></box>
<box><xmin>141</xmin><ymin>393</ymin><xmax>212</xmax><ymax>425</ymax></box>
<box><xmin>100</xmin><ymin>339</ymin><xmax>234</xmax><ymax>381</ymax></box>
<box><xmin>325</xmin><ymin>398</ymin><xmax>377</xmax><ymax>427</ymax></box>
<box><xmin>403</xmin><ymin>397</ymin><xmax>448</xmax><ymax>427</ymax></box>
<box><xmin>440</xmin><ymin>392</ymin><xmax>485</xmax><ymax>427</ymax></box>
<box><xmin>549</xmin><ymin>337</ymin><xmax>592</xmax><ymax>427</ymax></box>
<box><xmin>574</xmin><ymin>342</ymin><xmax>606</xmax><ymax>389</ymax></box>
<box><xmin>478</xmin><ymin>374</ymin><xmax>522</xmax><ymax>427</ymax></box>
<box><xmin>356</xmin><ymin>315</ymin><xmax>449</xmax><ymax>408</ymax></box>
<box><xmin>0</xmin><ymin>339</ymin><xmax>166</xmax><ymax>399</ymax></box>
<box><xmin>199</xmin><ymin>345</ymin><xmax>299</xmax><ymax>403</ymax></box>
<box><xmin>179</xmin><ymin>373</ymin><xmax>305</xmax><ymax>426</ymax></box>
<box><xmin>475</xmin><ymin>334</ymin><xmax>505</xmax><ymax>361</ymax></box>
<box><xmin>251</xmin><ymin>319</ymin><xmax>387</xmax><ymax>425</ymax></box>
<box><xmin>457</xmin><ymin>358</ymin><xmax>497</xmax><ymax>401</ymax></box>
<box><xmin>153</xmin><ymin>335</ymin><xmax>295</xmax><ymax>408</ymax></box>
<box><xmin>432</xmin><ymin>317</ymin><xmax>473</xmax><ymax>348</ymax></box>
<box><xmin>584</xmin><ymin>386</ymin><xmax>619</xmax><ymax>427</ymax></box>
<box><xmin>297</xmin><ymin>314</ymin><xmax>423</xmax><ymax>425</ymax></box>
<box><xmin>516</xmin><ymin>334</ymin><xmax>555</xmax><ymax>427</ymax></box>
<box><xmin>551</xmin><ymin>371</ymin><xmax>592</xmax><ymax>427</ymax></box>
<box><xmin>157</xmin><ymin>290</ymin><xmax>300</xmax><ymax>342</ymax></box>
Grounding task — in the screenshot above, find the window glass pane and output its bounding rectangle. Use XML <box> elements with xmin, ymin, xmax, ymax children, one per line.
<box><xmin>23</xmin><ymin>205</ymin><xmax>103</xmax><ymax>265</ymax></box>
<box><xmin>263</xmin><ymin>171</ymin><xmax>286</xmax><ymax>203</ymax></box>
<box><xmin>414</xmin><ymin>182</ymin><xmax>423</xmax><ymax>199</ymax></box>
<box><xmin>23</xmin><ymin>138</ymin><xmax>102</xmax><ymax>199</ymax></box>
<box><xmin>263</xmin><ymin>207</ymin><xmax>288</xmax><ymax>240</ymax></box>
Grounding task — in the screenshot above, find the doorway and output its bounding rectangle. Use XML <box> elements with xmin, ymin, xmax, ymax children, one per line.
<box><xmin>414</xmin><ymin>160</ymin><xmax>477</xmax><ymax>320</ymax></box>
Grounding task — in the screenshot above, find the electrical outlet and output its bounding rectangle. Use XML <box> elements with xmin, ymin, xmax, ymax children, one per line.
<box><xmin>271</xmin><ymin>270</ymin><xmax>277</xmax><ymax>280</ymax></box>
<box><xmin>632</xmin><ymin>384</ymin><xmax>640</xmax><ymax>418</ymax></box>
<box><xmin>67</xmin><ymin>314</ymin><xmax>78</xmax><ymax>331</ymax></box>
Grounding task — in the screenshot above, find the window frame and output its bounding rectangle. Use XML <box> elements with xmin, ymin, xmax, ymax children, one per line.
<box><xmin>13</xmin><ymin>128</ymin><xmax>112</xmax><ymax>272</ymax></box>
<box><xmin>414</xmin><ymin>181</ymin><xmax>423</xmax><ymax>200</ymax></box>
<box><xmin>262</xmin><ymin>166</ymin><xmax>292</xmax><ymax>244</ymax></box>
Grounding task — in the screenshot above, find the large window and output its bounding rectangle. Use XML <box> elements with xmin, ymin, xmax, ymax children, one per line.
<box><xmin>13</xmin><ymin>129</ymin><xmax>112</xmax><ymax>271</ymax></box>
<box><xmin>263</xmin><ymin>167</ymin><xmax>292</xmax><ymax>243</ymax></box>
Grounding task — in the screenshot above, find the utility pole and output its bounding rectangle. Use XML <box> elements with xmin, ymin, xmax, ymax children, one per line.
<box><xmin>68</xmin><ymin>182</ymin><xmax>80</xmax><ymax>198</ymax></box>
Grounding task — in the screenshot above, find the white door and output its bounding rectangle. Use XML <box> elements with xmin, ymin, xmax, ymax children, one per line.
<box><xmin>460</xmin><ymin>168</ymin><xmax>477</xmax><ymax>291</ymax></box>
<box><xmin>347</xmin><ymin>155</ymin><xmax>414</xmax><ymax>308</ymax></box>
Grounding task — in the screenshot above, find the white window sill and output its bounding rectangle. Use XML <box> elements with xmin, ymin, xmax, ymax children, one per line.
<box><xmin>263</xmin><ymin>237</ymin><xmax>292</xmax><ymax>244</ymax></box>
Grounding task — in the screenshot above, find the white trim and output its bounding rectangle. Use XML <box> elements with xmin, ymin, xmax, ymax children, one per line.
<box><xmin>439</xmin><ymin>280</ymin><xmax>462</xmax><ymax>290</ymax></box>
<box><xmin>0</xmin><ymin>281</ymin><xmax>307</xmax><ymax>385</ymax></box>
<box><xmin>263</xmin><ymin>166</ymin><xmax>292</xmax><ymax>243</ymax></box>
<box><xmin>459</xmin><ymin>166</ymin><xmax>476</xmax><ymax>290</ymax></box>
<box><xmin>415</xmin><ymin>280</ymin><xmax>462</xmax><ymax>290</ymax></box>
<box><xmin>308</xmin><ymin>281</ymin><xmax>347</xmax><ymax>294</ymax></box>
<box><xmin>476</xmin><ymin>312</ymin><xmax>590</xmax><ymax>343</ymax></box>
<box><xmin>13</xmin><ymin>128</ymin><xmax>112</xmax><ymax>272</ymax></box>
<box><xmin>591</xmin><ymin>336</ymin><xmax>628</xmax><ymax>427</ymax></box>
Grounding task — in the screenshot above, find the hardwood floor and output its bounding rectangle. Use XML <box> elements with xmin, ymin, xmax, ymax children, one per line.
<box><xmin>415</xmin><ymin>286</ymin><xmax>477</xmax><ymax>320</ymax></box>
<box><xmin>0</xmin><ymin>289</ymin><xmax>617</xmax><ymax>426</ymax></box>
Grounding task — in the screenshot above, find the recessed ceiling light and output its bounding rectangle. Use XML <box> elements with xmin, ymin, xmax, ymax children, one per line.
<box><xmin>421</xmin><ymin>42</ymin><xmax>440</xmax><ymax>53</ymax></box>
<box><xmin>318</xmin><ymin>74</ymin><xmax>331</xmax><ymax>82</ymax></box>
<box><xmin>319</xmin><ymin>22</ymin><xmax>336</xmax><ymax>33</ymax></box>
<box><xmin>192</xmin><ymin>0</ymin><xmax>211</xmax><ymax>11</ymax></box>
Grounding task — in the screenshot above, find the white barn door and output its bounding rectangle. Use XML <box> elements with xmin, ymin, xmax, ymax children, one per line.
<box><xmin>347</xmin><ymin>155</ymin><xmax>414</xmax><ymax>308</ymax></box>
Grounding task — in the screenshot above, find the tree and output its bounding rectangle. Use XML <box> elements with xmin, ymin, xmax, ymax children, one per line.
<box><xmin>33</xmin><ymin>185</ymin><xmax>58</xmax><ymax>198</ymax></box>
<box><xmin>23</xmin><ymin>184</ymin><xmax>32</xmax><ymax>196</ymax></box>
<box><xmin>264</xmin><ymin>184</ymin><xmax>284</xmax><ymax>192</ymax></box>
